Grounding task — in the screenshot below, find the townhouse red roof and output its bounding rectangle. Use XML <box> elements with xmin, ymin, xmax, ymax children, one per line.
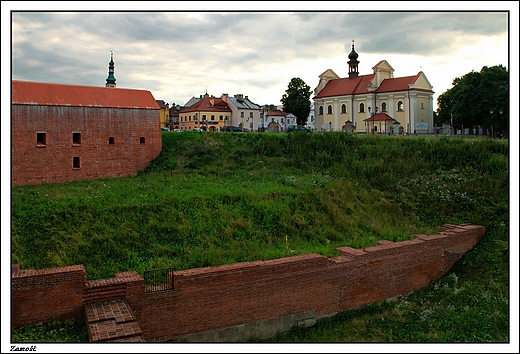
<box><xmin>266</xmin><ymin>109</ymin><xmax>288</xmax><ymax>116</ymax></box>
<box><xmin>12</xmin><ymin>80</ymin><xmax>160</xmax><ymax>109</ymax></box>
<box><xmin>180</xmin><ymin>95</ymin><xmax>232</xmax><ymax>113</ymax></box>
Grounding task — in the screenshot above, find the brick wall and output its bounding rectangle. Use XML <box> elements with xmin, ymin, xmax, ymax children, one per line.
<box><xmin>11</xmin><ymin>265</ymin><xmax>87</xmax><ymax>328</ymax></box>
<box><xmin>11</xmin><ymin>224</ymin><xmax>485</xmax><ymax>341</ymax></box>
<box><xmin>11</xmin><ymin>105</ymin><xmax>162</xmax><ymax>186</ymax></box>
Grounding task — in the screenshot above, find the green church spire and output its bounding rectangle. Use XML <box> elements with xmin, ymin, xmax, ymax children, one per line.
<box><xmin>105</xmin><ymin>51</ymin><xmax>116</xmax><ymax>87</ymax></box>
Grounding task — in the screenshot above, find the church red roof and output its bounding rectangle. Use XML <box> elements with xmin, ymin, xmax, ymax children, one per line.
<box><xmin>313</xmin><ymin>71</ymin><xmax>432</xmax><ymax>99</ymax></box>
<box><xmin>12</xmin><ymin>80</ymin><xmax>160</xmax><ymax>109</ymax></box>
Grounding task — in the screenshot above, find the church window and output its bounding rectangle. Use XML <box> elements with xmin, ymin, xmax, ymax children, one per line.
<box><xmin>319</xmin><ymin>106</ymin><xmax>324</xmax><ymax>115</ymax></box>
<box><xmin>381</xmin><ymin>102</ymin><xmax>387</xmax><ymax>112</ymax></box>
<box><xmin>327</xmin><ymin>105</ymin><xmax>333</xmax><ymax>114</ymax></box>
<box><xmin>397</xmin><ymin>101</ymin><xmax>404</xmax><ymax>112</ymax></box>
<box><xmin>359</xmin><ymin>103</ymin><xmax>365</xmax><ymax>113</ymax></box>
<box><xmin>341</xmin><ymin>104</ymin><xmax>347</xmax><ymax>114</ymax></box>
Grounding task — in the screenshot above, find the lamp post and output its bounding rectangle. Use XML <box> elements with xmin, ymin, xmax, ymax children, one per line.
<box><xmin>489</xmin><ymin>110</ymin><xmax>503</xmax><ymax>138</ymax></box>
<box><xmin>368</xmin><ymin>106</ymin><xmax>378</xmax><ymax>134</ymax></box>
<box><xmin>259</xmin><ymin>106</ymin><xmax>264</xmax><ymax>132</ymax></box>
<box><xmin>329</xmin><ymin>121</ymin><xmax>332</xmax><ymax>131</ymax></box>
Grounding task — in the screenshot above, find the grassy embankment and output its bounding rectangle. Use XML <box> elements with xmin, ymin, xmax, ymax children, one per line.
<box><xmin>11</xmin><ymin>131</ymin><xmax>509</xmax><ymax>342</ymax></box>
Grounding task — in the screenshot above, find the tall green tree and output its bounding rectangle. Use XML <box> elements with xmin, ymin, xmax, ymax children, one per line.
<box><xmin>281</xmin><ymin>77</ymin><xmax>312</xmax><ymax>126</ymax></box>
<box><xmin>436</xmin><ymin>65</ymin><xmax>508</xmax><ymax>136</ymax></box>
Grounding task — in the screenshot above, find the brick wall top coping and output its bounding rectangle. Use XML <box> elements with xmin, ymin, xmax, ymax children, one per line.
<box><xmin>11</xmin><ymin>264</ymin><xmax>85</xmax><ymax>279</ymax></box>
<box><xmin>12</xmin><ymin>224</ymin><xmax>485</xmax><ymax>283</ymax></box>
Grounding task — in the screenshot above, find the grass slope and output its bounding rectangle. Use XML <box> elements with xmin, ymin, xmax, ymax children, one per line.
<box><xmin>11</xmin><ymin>132</ymin><xmax>509</xmax><ymax>343</ymax></box>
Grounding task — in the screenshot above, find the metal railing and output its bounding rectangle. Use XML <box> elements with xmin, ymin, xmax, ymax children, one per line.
<box><xmin>143</xmin><ymin>267</ymin><xmax>175</xmax><ymax>293</ymax></box>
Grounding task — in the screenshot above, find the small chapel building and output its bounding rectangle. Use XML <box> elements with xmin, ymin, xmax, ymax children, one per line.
<box><xmin>313</xmin><ymin>40</ymin><xmax>435</xmax><ymax>134</ymax></box>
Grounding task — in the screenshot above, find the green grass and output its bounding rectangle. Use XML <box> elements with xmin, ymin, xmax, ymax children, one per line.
<box><xmin>11</xmin><ymin>132</ymin><xmax>509</xmax><ymax>343</ymax></box>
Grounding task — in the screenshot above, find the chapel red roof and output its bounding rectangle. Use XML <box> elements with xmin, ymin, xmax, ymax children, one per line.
<box><xmin>12</xmin><ymin>80</ymin><xmax>160</xmax><ymax>109</ymax></box>
<box><xmin>363</xmin><ymin>113</ymin><xmax>397</xmax><ymax>122</ymax></box>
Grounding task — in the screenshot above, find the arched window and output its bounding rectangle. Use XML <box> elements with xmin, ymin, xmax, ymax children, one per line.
<box><xmin>381</xmin><ymin>102</ymin><xmax>387</xmax><ymax>112</ymax></box>
<box><xmin>397</xmin><ymin>101</ymin><xmax>404</xmax><ymax>112</ymax></box>
<box><xmin>359</xmin><ymin>103</ymin><xmax>365</xmax><ymax>113</ymax></box>
<box><xmin>319</xmin><ymin>106</ymin><xmax>324</xmax><ymax>115</ymax></box>
<box><xmin>421</xmin><ymin>102</ymin><xmax>425</xmax><ymax>109</ymax></box>
<box><xmin>327</xmin><ymin>105</ymin><xmax>333</xmax><ymax>114</ymax></box>
<box><xmin>341</xmin><ymin>104</ymin><xmax>347</xmax><ymax>114</ymax></box>
<box><xmin>140</xmin><ymin>137</ymin><xmax>145</xmax><ymax>144</ymax></box>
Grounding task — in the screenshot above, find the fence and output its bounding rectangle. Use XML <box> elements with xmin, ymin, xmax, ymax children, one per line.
<box><xmin>143</xmin><ymin>267</ymin><xmax>175</xmax><ymax>293</ymax></box>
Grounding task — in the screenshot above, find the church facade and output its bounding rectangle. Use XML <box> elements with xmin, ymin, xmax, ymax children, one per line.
<box><xmin>313</xmin><ymin>41</ymin><xmax>434</xmax><ymax>134</ymax></box>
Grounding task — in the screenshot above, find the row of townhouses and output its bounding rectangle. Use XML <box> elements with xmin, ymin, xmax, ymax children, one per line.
<box><xmin>157</xmin><ymin>40</ymin><xmax>434</xmax><ymax>135</ymax></box>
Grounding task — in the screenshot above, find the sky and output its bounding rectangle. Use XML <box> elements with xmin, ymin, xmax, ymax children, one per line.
<box><xmin>2</xmin><ymin>2</ymin><xmax>519</xmax><ymax>353</ymax></box>
<box><xmin>3</xmin><ymin>3</ymin><xmax>515</xmax><ymax>111</ymax></box>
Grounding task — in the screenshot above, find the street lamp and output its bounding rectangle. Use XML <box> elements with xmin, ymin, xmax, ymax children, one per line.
<box><xmin>368</xmin><ymin>106</ymin><xmax>378</xmax><ymax>134</ymax></box>
<box><xmin>329</xmin><ymin>121</ymin><xmax>332</xmax><ymax>131</ymax></box>
<box><xmin>489</xmin><ymin>110</ymin><xmax>503</xmax><ymax>138</ymax></box>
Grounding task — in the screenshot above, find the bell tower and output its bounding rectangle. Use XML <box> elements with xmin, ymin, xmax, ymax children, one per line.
<box><xmin>105</xmin><ymin>51</ymin><xmax>116</xmax><ymax>88</ymax></box>
<box><xmin>347</xmin><ymin>40</ymin><xmax>359</xmax><ymax>79</ymax></box>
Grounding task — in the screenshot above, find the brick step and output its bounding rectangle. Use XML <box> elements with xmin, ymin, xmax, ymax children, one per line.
<box><xmin>88</xmin><ymin>319</ymin><xmax>143</xmax><ymax>342</ymax></box>
<box><xmin>85</xmin><ymin>299</ymin><xmax>145</xmax><ymax>342</ymax></box>
<box><xmin>83</xmin><ymin>285</ymin><xmax>127</xmax><ymax>303</ymax></box>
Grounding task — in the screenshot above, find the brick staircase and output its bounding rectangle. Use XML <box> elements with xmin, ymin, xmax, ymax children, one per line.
<box><xmin>84</xmin><ymin>298</ymin><xmax>144</xmax><ymax>342</ymax></box>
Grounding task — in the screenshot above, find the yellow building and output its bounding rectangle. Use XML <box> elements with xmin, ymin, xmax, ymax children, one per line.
<box><xmin>313</xmin><ymin>41</ymin><xmax>434</xmax><ymax>134</ymax></box>
<box><xmin>156</xmin><ymin>100</ymin><xmax>170</xmax><ymax>129</ymax></box>
<box><xmin>178</xmin><ymin>93</ymin><xmax>232</xmax><ymax>131</ymax></box>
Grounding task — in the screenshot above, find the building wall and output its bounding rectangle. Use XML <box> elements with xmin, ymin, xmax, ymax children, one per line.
<box><xmin>11</xmin><ymin>224</ymin><xmax>485</xmax><ymax>342</ymax></box>
<box><xmin>11</xmin><ymin>105</ymin><xmax>162</xmax><ymax>186</ymax></box>
<box><xmin>158</xmin><ymin>106</ymin><xmax>169</xmax><ymax>128</ymax></box>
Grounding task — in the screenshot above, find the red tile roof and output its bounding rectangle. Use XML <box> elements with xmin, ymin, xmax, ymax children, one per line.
<box><xmin>314</xmin><ymin>71</ymin><xmax>432</xmax><ymax>99</ymax></box>
<box><xmin>364</xmin><ymin>113</ymin><xmax>396</xmax><ymax>122</ymax></box>
<box><xmin>12</xmin><ymin>80</ymin><xmax>160</xmax><ymax>109</ymax></box>
<box><xmin>376</xmin><ymin>73</ymin><xmax>423</xmax><ymax>93</ymax></box>
<box><xmin>180</xmin><ymin>95</ymin><xmax>232</xmax><ymax>113</ymax></box>
<box><xmin>266</xmin><ymin>109</ymin><xmax>288</xmax><ymax>117</ymax></box>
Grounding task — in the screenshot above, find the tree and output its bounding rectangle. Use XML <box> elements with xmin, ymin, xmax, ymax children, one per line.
<box><xmin>436</xmin><ymin>65</ymin><xmax>508</xmax><ymax>136</ymax></box>
<box><xmin>281</xmin><ymin>77</ymin><xmax>312</xmax><ymax>126</ymax></box>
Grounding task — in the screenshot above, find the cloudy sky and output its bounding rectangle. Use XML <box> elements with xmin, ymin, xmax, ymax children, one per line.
<box><xmin>4</xmin><ymin>3</ymin><xmax>515</xmax><ymax>111</ymax></box>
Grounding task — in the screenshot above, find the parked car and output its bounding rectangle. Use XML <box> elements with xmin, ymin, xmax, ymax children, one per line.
<box><xmin>221</xmin><ymin>126</ymin><xmax>247</xmax><ymax>132</ymax></box>
<box><xmin>161</xmin><ymin>127</ymin><xmax>170</xmax><ymax>131</ymax></box>
<box><xmin>287</xmin><ymin>125</ymin><xmax>311</xmax><ymax>133</ymax></box>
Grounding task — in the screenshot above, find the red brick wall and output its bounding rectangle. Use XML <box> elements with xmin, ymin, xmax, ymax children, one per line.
<box><xmin>11</xmin><ymin>105</ymin><xmax>161</xmax><ymax>186</ymax></box>
<box><xmin>11</xmin><ymin>265</ymin><xmax>86</xmax><ymax>328</ymax></box>
<box><xmin>11</xmin><ymin>224</ymin><xmax>485</xmax><ymax>340</ymax></box>
<box><xmin>132</xmin><ymin>223</ymin><xmax>485</xmax><ymax>341</ymax></box>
